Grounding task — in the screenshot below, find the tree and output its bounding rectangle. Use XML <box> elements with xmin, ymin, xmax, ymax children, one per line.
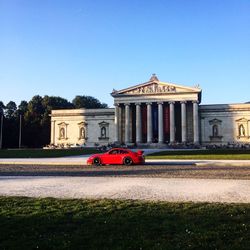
<box><xmin>2</xmin><ymin>101</ymin><xmax>19</xmax><ymax>148</ymax></box>
<box><xmin>5</xmin><ymin>101</ymin><xmax>17</xmax><ymax>119</ymax></box>
<box><xmin>18</xmin><ymin>101</ymin><xmax>28</xmax><ymax>115</ymax></box>
<box><xmin>72</xmin><ymin>95</ymin><xmax>108</xmax><ymax>109</ymax></box>
<box><xmin>42</xmin><ymin>96</ymin><xmax>74</xmax><ymax>110</ymax></box>
<box><xmin>0</xmin><ymin>101</ymin><xmax>5</xmax><ymax>116</ymax></box>
<box><xmin>1</xmin><ymin>94</ymin><xmax>107</xmax><ymax>148</ymax></box>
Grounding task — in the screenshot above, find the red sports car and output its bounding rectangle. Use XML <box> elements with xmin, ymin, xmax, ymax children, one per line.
<box><xmin>87</xmin><ymin>148</ymin><xmax>145</xmax><ymax>166</ymax></box>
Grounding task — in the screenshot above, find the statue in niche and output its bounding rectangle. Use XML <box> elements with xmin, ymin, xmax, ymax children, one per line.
<box><xmin>212</xmin><ymin>125</ymin><xmax>218</xmax><ymax>137</ymax></box>
<box><xmin>80</xmin><ymin>127</ymin><xmax>85</xmax><ymax>139</ymax></box>
<box><xmin>239</xmin><ymin>124</ymin><xmax>246</xmax><ymax>137</ymax></box>
<box><xmin>60</xmin><ymin>128</ymin><xmax>65</xmax><ymax>139</ymax></box>
<box><xmin>101</xmin><ymin>127</ymin><xmax>106</xmax><ymax>138</ymax></box>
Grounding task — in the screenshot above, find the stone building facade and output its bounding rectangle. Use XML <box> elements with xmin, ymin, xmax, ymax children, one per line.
<box><xmin>200</xmin><ymin>104</ymin><xmax>250</xmax><ymax>145</ymax></box>
<box><xmin>50</xmin><ymin>75</ymin><xmax>250</xmax><ymax>147</ymax></box>
<box><xmin>50</xmin><ymin>109</ymin><xmax>115</xmax><ymax>147</ymax></box>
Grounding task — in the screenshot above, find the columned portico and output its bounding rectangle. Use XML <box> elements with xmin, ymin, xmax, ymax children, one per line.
<box><xmin>112</xmin><ymin>74</ymin><xmax>202</xmax><ymax>146</ymax></box>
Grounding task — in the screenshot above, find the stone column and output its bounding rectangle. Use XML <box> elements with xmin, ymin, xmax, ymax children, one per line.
<box><xmin>193</xmin><ymin>101</ymin><xmax>199</xmax><ymax>144</ymax></box>
<box><xmin>114</xmin><ymin>104</ymin><xmax>119</xmax><ymax>143</ymax></box>
<box><xmin>118</xmin><ymin>105</ymin><xmax>122</xmax><ymax>142</ymax></box>
<box><xmin>158</xmin><ymin>102</ymin><xmax>164</xmax><ymax>143</ymax></box>
<box><xmin>125</xmin><ymin>103</ymin><xmax>130</xmax><ymax>144</ymax></box>
<box><xmin>147</xmin><ymin>102</ymin><xmax>152</xmax><ymax>143</ymax></box>
<box><xmin>169</xmin><ymin>101</ymin><xmax>175</xmax><ymax>143</ymax></box>
<box><xmin>51</xmin><ymin>120</ymin><xmax>56</xmax><ymax>145</ymax></box>
<box><xmin>135</xmin><ymin>103</ymin><xmax>142</xmax><ymax>143</ymax></box>
<box><xmin>181</xmin><ymin>101</ymin><xmax>187</xmax><ymax>143</ymax></box>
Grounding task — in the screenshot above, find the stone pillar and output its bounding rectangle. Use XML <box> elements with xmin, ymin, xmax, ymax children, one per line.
<box><xmin>51</xmin><ymin>120</ymin><xmax>56</xmax><ymax>145</ymax></box>
<box><xmin>114</xmin><ymin>104</ymin><xmax>119</xmax><ymax>143</ymax></box>
<box><xmin>118</xmin><ymin>105</ymin><xmax>122</xmax><ymax>142</ymax></box>
<box><xmin>158</xmin><ymin>102</ymin><xmax>164</xmax><ymax>143</ymax></box>
<box><xmin>135</xmin><ymin>103</ymin><xmax>142</xmax><ymax>144</ymax></box>
<box><xmin>193</xmin><ymin>101</ymin><xmax>199</xmax><ymax>144</ymax></box>
<box><xmin>181</xmin><ymin>101</ymin><xmax>187</xmax><ymax>143</ymax></box>
<box><xmin>125</xmin><ymin>103</ymin><xmax>130</xmax><ymax>144</ymax></box>
<box><xmin>147</xmin><ymin>102</ymin><xmax>152</xmax><ymax>143</ymax></box>
<box><xmin>169</xmin><ymin>101</ymin><xmax>175</xmax><ymax>143</ymax></box>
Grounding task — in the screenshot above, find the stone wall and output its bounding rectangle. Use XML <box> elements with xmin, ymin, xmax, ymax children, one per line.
<box><xmin>51</xmin><ymin>109</ymin><xmax>115</xmax><ymax>147</ymax></box>
<box><xmin>199</xmin><ymin>104</ymin><xmax>250</xmax><ymax>145</ymax></box>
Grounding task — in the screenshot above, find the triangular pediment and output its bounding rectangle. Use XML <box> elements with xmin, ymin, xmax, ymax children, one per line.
<box><xmin>99</xmin><ymin>121</ymin><xmax>109</xmax><ymax>126</ymax></box>
<box><xmin>236</xmin><ymin>117</ymin><xmax>249</xmax><ymax>123</ymax></box>
<box><xmin>78</xmin><ymin>121</ymin><xmax>87</xmax><ymax>126</ymax></box>
<box><xmin>209</xmin><ymin>118</ymin><xmax>222</xmax><ymax>125</ymax></box>
<box><xmin>58</xmin><ymin>122</ymin><xmax>68</xmax><ymax>126</ymax></box>
<box><xmin>111</xmin><ymin>79</ymin><xmax>201</xmax><ymax>97</ymax></box>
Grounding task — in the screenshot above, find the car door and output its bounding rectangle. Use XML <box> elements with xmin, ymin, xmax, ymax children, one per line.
<box><xmin>102</xmin><ymin>149</ymin><xmax>120</xmax><ymax>164</ymax></box>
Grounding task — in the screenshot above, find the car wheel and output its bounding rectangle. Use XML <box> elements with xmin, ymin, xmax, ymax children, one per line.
<box><xmin>93</xmin><ymin>157</ymin><xmax>101</xmax><ymax>166</ymax></box>
<box><xmin>123</xmin><ymin>157</ymin><xmax>133</xmax><ymax>166</ymax></box>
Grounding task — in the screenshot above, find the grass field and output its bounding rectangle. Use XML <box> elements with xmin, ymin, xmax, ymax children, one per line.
<box><xmin>0</xmin><ymin>148</ymin><xmax>99</xmax><ymax>158</ymax></box>
<box><xmin>146</xmin><ymin>149</ymin><xmax>250</xmax><ymax>160</ymax></box>
<box><xmin>0</xmin><ymin>197</ymin><xmax>249</xmax><ymax>249</ymax></box>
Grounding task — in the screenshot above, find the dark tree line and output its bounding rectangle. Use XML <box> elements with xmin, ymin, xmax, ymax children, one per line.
<box><xmin>0</xmin><ymin>95</ymin><xmax>107</xmax><ymax>148</ymax></box>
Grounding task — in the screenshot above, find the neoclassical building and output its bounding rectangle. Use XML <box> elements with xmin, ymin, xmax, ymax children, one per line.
<box><xmin>50</xmin><ymin>75</ymin><xmax>250</xmax><ymax>147</ymax></box>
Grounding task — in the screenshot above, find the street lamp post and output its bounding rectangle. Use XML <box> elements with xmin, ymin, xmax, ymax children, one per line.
<box><xmin>0</xmin><ymin>115</ymin><xmax>3</xmax><ymax>149</ymax></box>
<box><xmin>19</xmin><ymin>114</ymin><xmax>22</xmax><ymax>148</ymax></box>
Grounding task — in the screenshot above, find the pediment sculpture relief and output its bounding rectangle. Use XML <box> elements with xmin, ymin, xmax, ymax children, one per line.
<box><xmin>125</xmin><ymin>83</ymin><xmax>176</xmax><ymax>95</ymax></box>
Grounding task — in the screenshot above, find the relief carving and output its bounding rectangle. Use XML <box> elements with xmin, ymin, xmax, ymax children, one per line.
<box><xmin>126</xmin><ymin>83</ymin><xmax>176</xmax><ymax>95</ymax></box>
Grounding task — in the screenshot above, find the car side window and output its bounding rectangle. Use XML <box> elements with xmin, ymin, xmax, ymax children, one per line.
<box><xmin>109</xmin><ymin>150</ymin><xmax>118</xmax><ymax>154</ymax></box>
<box><xmin>120</xmin><ymin>150</ymin><xmax>128</xmax><ymax>154</ymax></box>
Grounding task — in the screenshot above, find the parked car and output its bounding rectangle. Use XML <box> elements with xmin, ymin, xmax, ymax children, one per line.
<box><xmin>87</xmin><ymin>148</ymin><xmax>145</xmax><ymax>166</ymax></box>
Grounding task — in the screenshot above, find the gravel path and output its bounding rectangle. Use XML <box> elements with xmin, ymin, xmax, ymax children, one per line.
<box><xmin>1</xmin><ymin>156</ymin><xmax>250</xmax><ymax>203</ymax></box>
<box><xmin>0</xmin><ymin>176</ymin><xmax>249</xmax><ymax>203</ymax></box>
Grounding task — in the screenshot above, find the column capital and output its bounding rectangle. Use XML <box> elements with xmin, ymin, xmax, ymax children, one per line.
<box><xmin>124</xmin><ymin>103</ymin><xmax>130</xmax><ymax>106</ymax></box>
<box><xmin>146</xmin><ymin>102</ymin><xmax>152</xmax><ymax>106</ymax></box>
<box><xmin>114</xmin><ymin>103</ymin><xmax>120</xmax><ymax>107</ymax></box>
<box><xmin>180</xmin><ymin>101</ymin><xmax>187</xmax><ymax>104</ymax></box>
<box><xmin>169</xmin><ymin>101</ymin><xmax>175</xmax><ymax>104</ymax></box>
<box><xmin>135</xmin><ymin>102</ymin><xmax>141</xmax><ymax>106</ymax></box>
<box><xmin>157</xmin><ymin>102</ymin><xmax>163</xmax><ymax>105</ymax></box>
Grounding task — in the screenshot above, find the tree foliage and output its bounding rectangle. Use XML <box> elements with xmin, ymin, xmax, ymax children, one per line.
<box><xmin>72</xmin><ymin>95</ymin><xmax>108</xmax><ymax>109</ymax></box>
<box><xmin>0</xmin><ymin>95</ymin><xmax>108</xmax><ymax>148</ymax></box>
<box><xmin>0</xmin><ymin>101</ymin><xmax>5</xmax><ymax>115</ymax></box>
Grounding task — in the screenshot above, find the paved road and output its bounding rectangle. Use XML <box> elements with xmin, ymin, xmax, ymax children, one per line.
<box><xmin>1</xmin><ymin>156</ymin><xmax>250</xmax><ymax>166</ymax></box>
<box><xmin>0</xmin><ymin>176</ymin><xmax>249</xmax><ymax>203</ymax></box>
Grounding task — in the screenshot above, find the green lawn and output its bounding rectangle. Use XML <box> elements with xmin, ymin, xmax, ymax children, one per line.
<box><xmin>1</xmin><ymin>148</ymin><xmax>250</xmax><ymax>160</ymax></box>
<box><xmin>0</xmin><ymin>148</ymin><xmax>99</xmax><ymax>158</ymax></box>
<box><xmin>0</xmin><ymin>197</ymin><xmax>249</xmax><ymax>250</ymax></box>
<box><xmin>146</xmin><ymin>149</ymin><xmax>250</xmax><ymax>160</ymax></box>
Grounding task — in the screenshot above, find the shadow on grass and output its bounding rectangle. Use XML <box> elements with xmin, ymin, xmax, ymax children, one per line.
<box><xmin>0</xmin><ymin>197</ymin><xmax>250</xmax><ymax>249</ymax></box>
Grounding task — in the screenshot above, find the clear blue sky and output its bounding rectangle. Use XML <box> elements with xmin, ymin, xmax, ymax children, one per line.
<box><xmin>0</xmin><ymin>0</ymin><xmax>249</xmax><ymax>107</ymax></box>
